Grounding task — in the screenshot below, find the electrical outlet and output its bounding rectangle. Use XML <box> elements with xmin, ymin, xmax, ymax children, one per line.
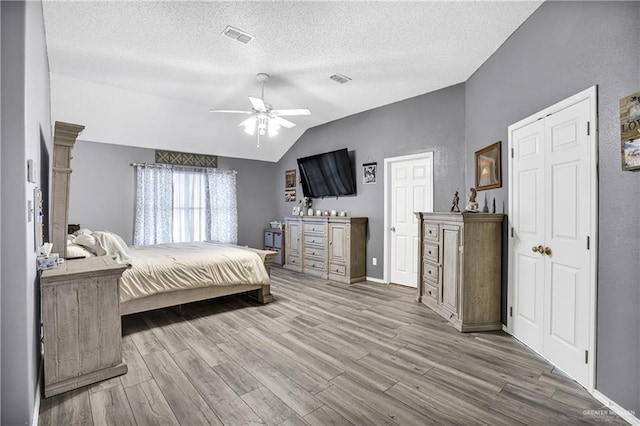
<box><xmin>372</xmin><ymin>257</ymin><xmax>377</xmax><ymax>266</ymax></box>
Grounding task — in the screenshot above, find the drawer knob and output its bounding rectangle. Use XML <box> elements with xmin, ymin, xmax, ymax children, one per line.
<box><xmin>428</xmin><ymin>230</ymin><xmax>433</xmax><ymax>234</ymax></box>
<box><xmin>428</xmin><ymin>270</ymin><xmax>432</xmax><ymax>275</ymax></box>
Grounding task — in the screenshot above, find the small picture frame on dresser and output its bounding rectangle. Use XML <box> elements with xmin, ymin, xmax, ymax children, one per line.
<box><xmin>292</xmin><ymin>206</ymin><xmax>300</xmax><ymax>215</ymax></box>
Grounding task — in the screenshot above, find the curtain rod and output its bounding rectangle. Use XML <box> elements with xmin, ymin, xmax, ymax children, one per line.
<box><xmin>130</xmin><ymin>162</ymin><xmax>237</xmax><ymax>174</ymax></box>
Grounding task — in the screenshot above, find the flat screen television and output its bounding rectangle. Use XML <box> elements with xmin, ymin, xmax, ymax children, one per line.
<box><xmin>297</xmin><ymin>148</ymin><xmax>356</xmax><ymax>198</ymax></box>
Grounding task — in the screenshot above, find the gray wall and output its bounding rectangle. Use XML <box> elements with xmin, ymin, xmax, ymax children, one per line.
<box><xmin>465</xmin><ymin>1</ymin><xmax>640</xmax><ymax>414</ymax></box>
<box><xmin>276</xmin><ymin>84</ymin><xmax>466</xmax><ymax>279</ymax></box>
<box><xmin>69</xmin><ymin>140</ymin><xmax>278</xmax><ymax>250</ymax></box>
<box><xmin>69</xmin><ymin>140</ymin><xmax>154</xmax><ymax>242</ymax></box>
<box><xmin>1</xmin><ymin>1</ymin><xmax>52</xmax><ymax>424</ymax></box>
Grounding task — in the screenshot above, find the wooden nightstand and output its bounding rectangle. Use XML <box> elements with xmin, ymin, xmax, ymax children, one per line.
<box><xmin>41</xmin><ymin>256</ymin><xmax>128</xmax><ymax>397</ymax></box>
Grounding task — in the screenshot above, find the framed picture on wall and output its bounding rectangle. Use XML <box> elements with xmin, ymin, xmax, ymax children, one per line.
<box><xmin>620</xmin><ymin>91</ymin><xmax>640</xmax><ymax>171</ymax></box>
<box><xmin>285</xmin><ymin>169</ymin><xmax>296</xmax><ymax>188</ymax></box>
<box><xmin>475</xmin><ymin>141</ymin><xmax>502</xmax><ymax>191</ymax></box>
<box><xmin>363</xmin><ymin>162</ymin><xmax>377</xmax><ymax>184</ymax></box>
<box><xmin>285</xmin><ymin>188</ymin><xmax>296</xmax><ymax>202</ymax></box>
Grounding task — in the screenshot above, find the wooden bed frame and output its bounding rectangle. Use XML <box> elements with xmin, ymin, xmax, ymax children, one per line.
<box><xmin>119</xmin><ymin>248</ymin><xmax>276</xmax><ymax>315</ymax></box>
<box><xmin>51</xmin><ymin>121</ymin><xmax>277</xmax><ymax>317</ymax></box>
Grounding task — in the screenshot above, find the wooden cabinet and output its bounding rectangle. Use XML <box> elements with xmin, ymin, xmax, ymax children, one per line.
<box><xmin>41</xmin><ymin>256</ymin><xmax>128</xmax><ymax>397</ymax></box>
<box><xmin>264</xmin><ymin>228</ymin><xmax>284</xmax><ymax>267</ymax></box>
<box><xmin>284</xmin><ymin>217</ymin><xmax>302</xmax><ymax>272</ymax></box>
<box><xmin>416</xmin><ymin>212</ymin><xmax>504</xmax><ymax>332</ymax></box>
<box><xmin>328</xmin><ymin>219</ymin><xmax>367</xmax><ymax>283</ymax></box>
<box><xmin>284</xmin><ymin>216</ymin><xmax>367</xmax><ymax>283</ymax></box>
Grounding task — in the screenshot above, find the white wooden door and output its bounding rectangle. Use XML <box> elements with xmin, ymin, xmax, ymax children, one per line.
<box><xmin>542</xmin><ymin>99</ymin><xmax>591</xmax><ymax>385</ymax></box>
<box><xmin>389</xmin><ymin>157</ymin><xmax>433</xmax><ymax>287</ymax></box>
<box><xmin>510</xmin><ymin>98</ymin><xmax>593</xmax><ymax>387</ymax></box>
<box><xmin>512</xmin><ymin>119</ymin><xmax>546</xmax><ymax>353</ymax></box>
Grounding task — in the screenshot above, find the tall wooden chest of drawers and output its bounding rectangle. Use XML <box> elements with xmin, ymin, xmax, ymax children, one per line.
<box><xmin>416</xmin><ymin>212</ymin><xmax>504</xmax><ymax>332</ymax></box>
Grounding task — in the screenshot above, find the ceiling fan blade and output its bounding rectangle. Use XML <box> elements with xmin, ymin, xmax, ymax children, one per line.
<box><xmin>248</xmin><ymin>97</ymin><xmax>267</xmax><ymax>112</ymax></box>
<box><xmin>274</xmin><ymin>116</ymin><xmax>296</xmax><ymax>129</ymax></box>
<box><xmin>209</xmin><ymin>109</ymin><xmax>253</xmax><ymax>114</ymax></box>
<box><xmin>272</xmin><ymin>109</ymin><xmax>311</xmax><ymax>116</ymax></box>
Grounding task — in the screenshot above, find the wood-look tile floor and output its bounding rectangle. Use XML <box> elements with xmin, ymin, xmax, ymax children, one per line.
<box><xmin>39</xmin><ymin>268</ymin><xmax>626</xmax><ymax>425</ymax></box>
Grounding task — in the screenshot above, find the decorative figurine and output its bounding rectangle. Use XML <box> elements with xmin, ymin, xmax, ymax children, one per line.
<box><xmin>466</xmin><ymin>188</ymin><xmax>479</xmax><ymax>212</ymax></box>
<box><xmin>451</xmin><ymin>191</ymin><xmax>460</xmax><ymax>212</ymax></box>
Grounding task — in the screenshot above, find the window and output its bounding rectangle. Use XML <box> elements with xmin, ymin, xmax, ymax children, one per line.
<box><xmin>133</xmin><ymin>165</ymin><xmax>237</xmax><ymax>246</ymax></box>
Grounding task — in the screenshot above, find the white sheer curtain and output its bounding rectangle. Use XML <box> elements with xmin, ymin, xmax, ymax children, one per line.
<box><xmin>133</xmin><ymin>164</ymin><xmax>173</xmax><ymax>245</ymax></box>
<box><xmin>133</xmin><ymin>164</ymin><xmax>237</xmax><ymax>245</ymax></box>
<box><xmin>172</xmin><ymin>168</ymin><xmax>207</xmax><ymax>242</ymax></box>
<box><xmin>206</xmin><ymin>169</ymin><xmax>238</xmax><ymax>244</ymax></box>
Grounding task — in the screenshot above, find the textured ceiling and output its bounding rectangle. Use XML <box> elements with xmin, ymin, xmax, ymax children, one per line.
<box><xmin>43</xmin><ymin>1</ymin><xmax>542</xmax><ymax>162</ymax></box>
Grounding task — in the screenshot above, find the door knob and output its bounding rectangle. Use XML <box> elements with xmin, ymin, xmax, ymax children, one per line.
<box><xmin>544</xmin><ymin>247</ymin><xmax>552</xmax><ymax>256</ymax></box>
<box><xmin>532</xmin><ymin>245</ymin><xmax>543</xmax><ymax>253</ymax></box>
<box><xmin>390</xmin><ymin>227</ymin><xmax>396</xmax><ymax>232</ymax></box>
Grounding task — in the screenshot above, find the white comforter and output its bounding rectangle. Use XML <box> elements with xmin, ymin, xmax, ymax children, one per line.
<box><xmin>120</xmin><ymin>242</ymin><xmax>270</xmax><ymax>303</ymax></box>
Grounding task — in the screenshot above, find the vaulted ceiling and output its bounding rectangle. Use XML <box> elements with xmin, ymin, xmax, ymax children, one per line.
<box><xmin>43</xmin><ymin>1</ymin><xmax>542</xmax><ymax>162</ymax></box>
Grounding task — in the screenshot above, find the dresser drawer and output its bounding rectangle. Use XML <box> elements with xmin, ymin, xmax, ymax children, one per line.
<box><xmin>303</xmin><ymin>223</ymin><xmax>325</xmax><ymax>234</ymax></box>
<box><xmin>304</xmin><ymin>235</ymin><xmax>325</xmax><ymax>246</ymax></box>
<box><xmin>305</xmin><ymin>260</ymin><xmax>326</xmax><ymax>272</ymax></box>
<box><xmin>424</xmin><ymin>283</ymin><xmax>438</xmax><ymax>301</ymax></box>
<box><xmin>329</xmin><ymin>263</ymin><xmax>346</xmax><ymax>276</ymax></box>
<box><xmin>304</xmin><ymin>246</ymin><xmax>325</xmax><ymax>259</ymax></box>
<box><xmin>287</xmin><ymin>255</ymin><xmax>301</xmax><ymax>267</ymax></box>
<box><xmin>424</xmin><ymin>223</ymin><xmax>439</xmax><ymax>241</ymax></box>
<box><xmin>423</xmin><ymin>243</ymin><xmax>439</xmax><ymax>263</ymax></box>
<box><xmin>423</xmin><ymin>262</ymin><xmax>439</xmax><ymax>284</ymax></box>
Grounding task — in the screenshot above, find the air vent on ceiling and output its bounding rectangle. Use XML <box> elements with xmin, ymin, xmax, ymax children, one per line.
<box><xmin>221</xmin><ymin>25</ymin><xmax>255</xmax><ymax>44</ymax></box>
<box><xmin>330</xmin><ymin>73</ymin><xmax>352</xmax><ymax>84</ymax></box>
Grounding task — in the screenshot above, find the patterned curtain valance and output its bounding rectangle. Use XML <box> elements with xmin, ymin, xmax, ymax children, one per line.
<box><xmin>155</xmin><ymin>150</ymin><xmax>218</xmax><ymax>168</ymax></box>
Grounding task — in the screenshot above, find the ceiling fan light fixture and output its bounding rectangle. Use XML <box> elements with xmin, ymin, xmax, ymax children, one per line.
<box><xmin>241</xmin><ymin>117</ymin><xmax>256</xmax><ymax>135</ymax></box>
<box><xmin>268</xmin><ymin>120</ymin><xmax>280</xmax><ymax>137</ymax></box>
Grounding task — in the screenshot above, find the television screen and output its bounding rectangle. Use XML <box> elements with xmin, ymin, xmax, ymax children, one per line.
<box><xmin>297</xmin><ymin>148</ymin><xmax>356</xmax><ymax>198</ymax></box>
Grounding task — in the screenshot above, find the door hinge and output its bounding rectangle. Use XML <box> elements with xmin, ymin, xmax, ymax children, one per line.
<box><xmin>511</xmin><ymin>227</ymin><xmax>514</xmax><ymax>238</ymax></box>
<box><xmin>587</xmin><ymin>236</ymin><xmax>590</xmax><ymax>250</ymax></box>
<box><xmin>585</xmin><ymin>350</ymin><xmax>589</xmax><ymax>364</ymax></box>
<box><xmin>509</xmin><ymin>307</ymin><xmax>513</xmax><ymax>317</ymax></box>
<box><xmin>587</xmin><ymin>121</ymin><xmax>591</xmax><ymax>136</ymax></box>
<box><xmin>511</xmin><ymin>148</ymin><xmax>514</xmax><ymax>158</ymax></box>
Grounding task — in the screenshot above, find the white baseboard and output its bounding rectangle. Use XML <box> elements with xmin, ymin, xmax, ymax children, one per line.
<box><xmin>365</xmin><ymin>276</ymin><xmax>386</xmax><ymax>284</ymax></box>
<box><xmin>592</xmin><ymin>390</ymin><xmax>639</xmax><ymax>425</ymax></box>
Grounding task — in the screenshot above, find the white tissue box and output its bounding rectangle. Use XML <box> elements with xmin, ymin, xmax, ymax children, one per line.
<box><xmin>37</xmin><ymin>255</ymin><xmax>59</xmax><ymax>271</ymax></box>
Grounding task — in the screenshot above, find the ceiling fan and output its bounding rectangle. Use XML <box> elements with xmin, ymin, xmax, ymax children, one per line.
<box><xmin>210</xmin><ymin>73</ymin><xmax>311</xmax><ymax>147</ymax></box>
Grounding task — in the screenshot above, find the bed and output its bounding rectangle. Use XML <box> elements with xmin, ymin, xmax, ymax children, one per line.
<box><xmin>66</xmin><ymin>230</ymin><xmax>276</xmax><ymax>315</ymax></box>
<box><xmin>119</xmin><ymin>241</ymin><xmax>275</xmax><ymax>315</ymax></box>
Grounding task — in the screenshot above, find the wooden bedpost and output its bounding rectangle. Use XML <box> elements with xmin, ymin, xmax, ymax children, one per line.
<box><xmin>51</xmin><ymin>121</ymin><xmax>84</xmax><ymax>258</ymax></box>
<box><xmin>250</xmin><ymin>251</ymin><xmax>276</xmax><ymax>304</ymax></box>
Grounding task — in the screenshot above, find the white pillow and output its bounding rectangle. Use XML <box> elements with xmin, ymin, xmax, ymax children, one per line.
<box><xmin>73</xmin><ymin>234</ymin><xmax>97</xmax><ymax>253</ymax></box>
<box><xmin>74</xmin><ymin>228</ymin><xmax>93</xmax><ymax>236</ymax></box>
<box><xmin>66</xmin><ymin>244</ymin><xmax>95</xmax><ymax>258</ymax></box>
<box><xmin>92</xmin><ymin>231</ymin><xmax>132</xmax><ymax>264</ymax></box>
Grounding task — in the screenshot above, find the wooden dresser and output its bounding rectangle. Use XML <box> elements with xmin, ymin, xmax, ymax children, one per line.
<box><xmin>41</xmin><ymin>256</ymin><xmax>128</xmax><ymax>397</ymax></box>
<box><xmin>416</xmin><ymin>212</ymin><xmax>504</xmax><ymax>332</ymax></box>
<box><xmin>284</xmin><ymin>216</ymin><xmax>367</xmax><ymax>283</ymax></box>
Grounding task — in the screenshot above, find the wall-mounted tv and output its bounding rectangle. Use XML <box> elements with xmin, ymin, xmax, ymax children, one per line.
<box><xmin>297</xmin><ymin>148</ymin><xmax>356</xmax><ymax>198</ymax></box>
